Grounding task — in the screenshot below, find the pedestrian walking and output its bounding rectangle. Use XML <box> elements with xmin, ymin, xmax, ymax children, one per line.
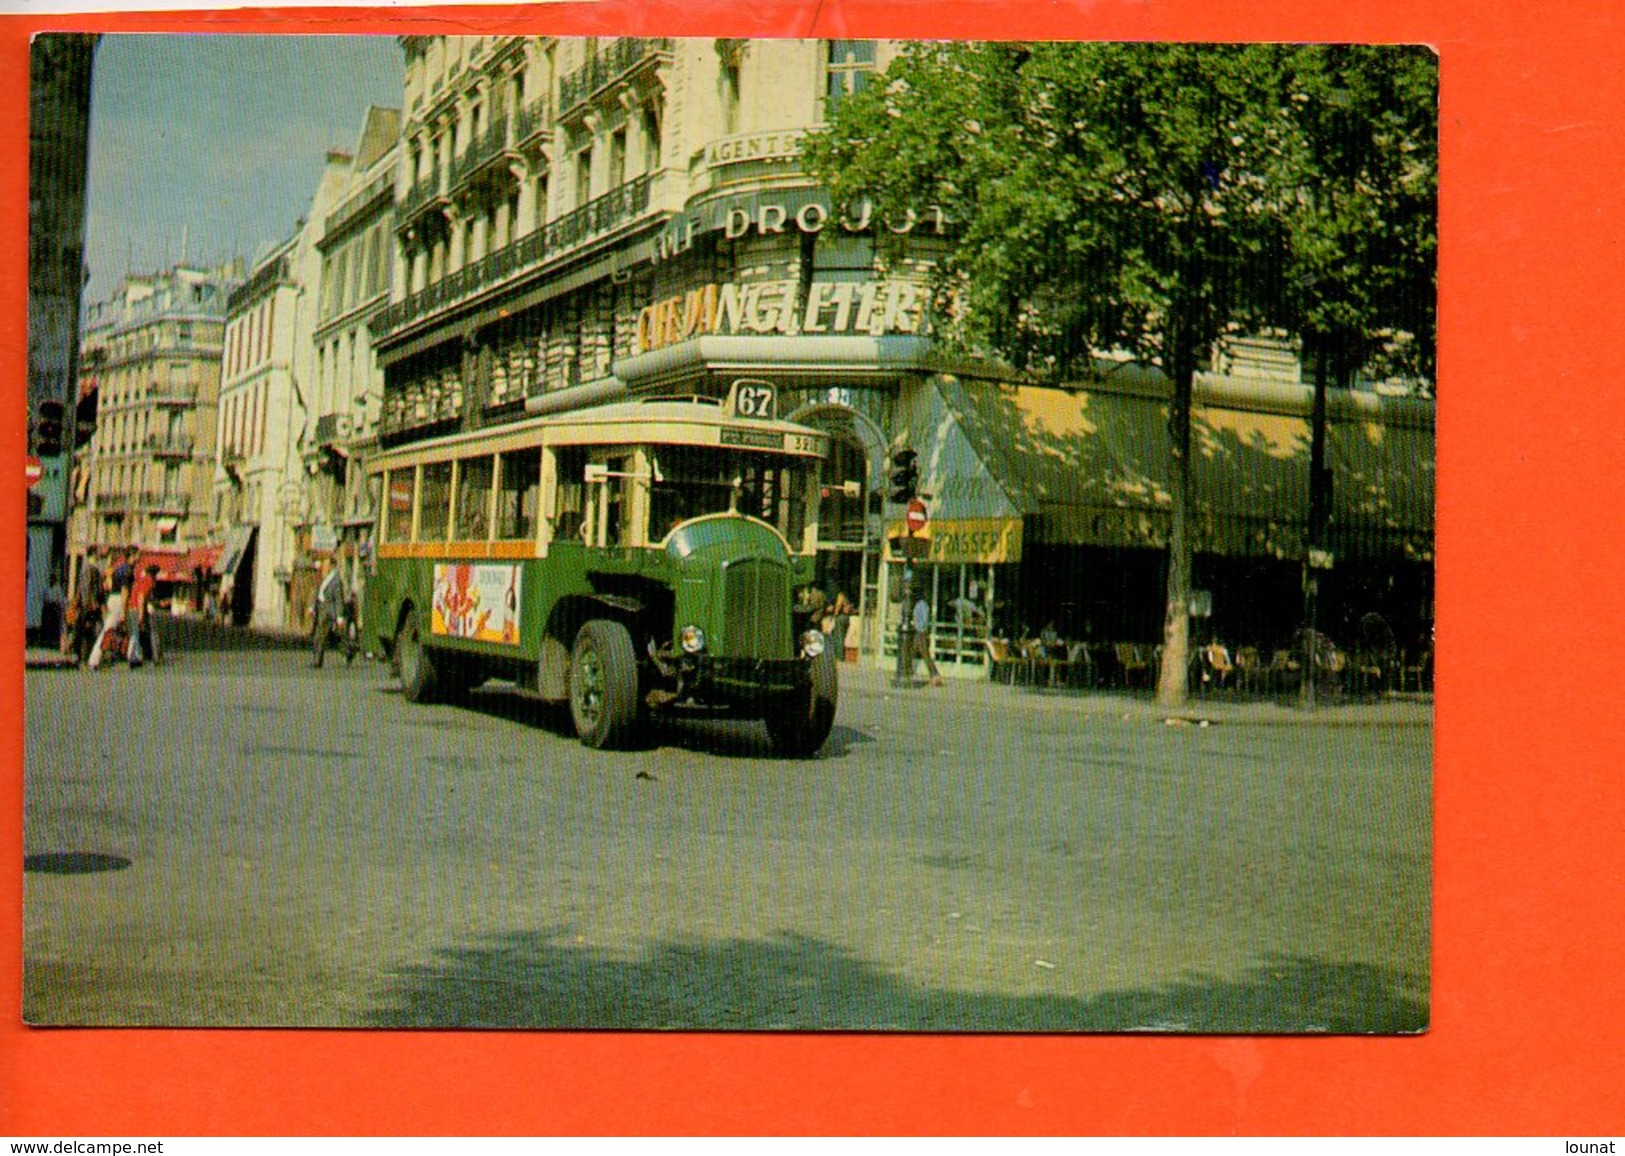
<box><xmin>311</xmin><ymin>557</ymin><xmax>357</xmax><ymax>668</ymax></box>
<box><xmin>910</xmin><ymin>594</ymin><xmax>943</xmax><ymax>686</ymax></box>
<box><xmin>826</xmin><ymin>589</ymin><xmax>855</xmax><ymax>662</ymax></box>
<box><xmin>87</xmin><ymin>551</ymin><xmax>134</xmax><ymax>669</ymax></box>
<box><xmin>70</xmin><ymin>554</ymin><xmax>105</xmax><ymax>667</ymax></box>
<box><xmin>129</xmin><ymin>564</ymin><xmax>161</xmax><ymax>667</ymax></box>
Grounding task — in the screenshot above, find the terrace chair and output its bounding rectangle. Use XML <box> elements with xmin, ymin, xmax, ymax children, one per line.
<box><xmin>985</xmin><ymin>638</ymin><xmax>1024</xmax><ymax>685</ymax></box>
<box><xmin>1401</xmin><ymin>645</ymin><xmax>1433</xmax><ymax>693</ymax></box>
<box><xmin>1115</xmin><ymin>642</ymin><xmax>1153</xmax><ymax>689</ymax></box>
<box><xmin>1268</xmin><ymin>649</ymin><xmax>1302</xmax><ymax>693</ymax></box>
<box><xmin>1065</xmin><ymin>641</ymin><xmax>1095</xmax><ymax>689</ymax></box>
<box><xmin>1234</xmin><ymin>646</ymin><xmax>1262</xmax><ymax>693</ymax></box>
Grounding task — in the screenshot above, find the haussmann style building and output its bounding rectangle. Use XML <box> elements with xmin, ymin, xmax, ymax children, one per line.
<box><xmin>69</xmin><ymin>261</ymin><xmax>242</xmax><ymax>612</ymax></box>
<box><xmin>361</xmin><ymin>35</ymin><xmax>1433</xmax><ymax>680</ymax></box>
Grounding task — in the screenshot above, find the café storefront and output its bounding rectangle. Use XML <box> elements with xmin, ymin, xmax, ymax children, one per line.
<box><xmin>877</xmin><ymin>370</ymin><xmax>1435</xmax><ymax>677</ymax></box>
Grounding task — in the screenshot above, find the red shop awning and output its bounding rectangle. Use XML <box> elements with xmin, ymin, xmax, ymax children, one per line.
<box><xmin>178</xmin><ymin>545</ymin><xmax>223</xmax><ymax>580</ymax></box>
<box><xmin>134</xmin><ymin>550</ymin><xmax>188</xmax><ymax>583</ymax></box>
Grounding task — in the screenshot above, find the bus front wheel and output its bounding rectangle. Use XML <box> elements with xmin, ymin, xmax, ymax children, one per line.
<box><xmin>397</xmin><ymin>606</ymin><xmax>440</xmax><ymax>704</ymax></box>
<box><xmin>569</xmin><ymin>619</ymin><xmax>641</xmax><ymax>749</ymax></box>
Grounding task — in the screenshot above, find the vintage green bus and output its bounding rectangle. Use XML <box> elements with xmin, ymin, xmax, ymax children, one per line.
<box><xmin>361</xmin><ymin>389</ymin><xmax>839</xmax><ymax>755</ymax></box>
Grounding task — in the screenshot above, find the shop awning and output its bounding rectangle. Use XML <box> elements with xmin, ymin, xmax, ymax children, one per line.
<box><xmin>179</xmin><ymin>545</ymin><xmax>222</xmax><ymax>580</ymax></box>
<box><xmin>899</xmin><ymin>374</ymin><xmax>1434</xmax><ymax>563</ymax></box>
<box><xmin>134</xmin><ymin>550</ymin><xmax>188</xmax><ymax>583</ymax></box>
<box><xmin>217</xmin><ymin>525</ymin><xmax>257</xmax><ymax>579</ymax></box>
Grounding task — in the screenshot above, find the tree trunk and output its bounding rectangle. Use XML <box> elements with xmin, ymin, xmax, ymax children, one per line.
<box><xmin>1301</xmin><ymin>345</ymin><xmax>1331</xmax><ymax>710</ymax></box>
<box><xmin>1156</xmin><ymin>355</ymin><xmax>1196</xmax><ymax>709</ymax></box>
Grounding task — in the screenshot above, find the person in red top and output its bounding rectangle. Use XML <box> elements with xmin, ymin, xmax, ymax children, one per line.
<box><xmin>128</xmin><ymin>564</ymin><xmax>161</xmax><ymax>666</ymax></box>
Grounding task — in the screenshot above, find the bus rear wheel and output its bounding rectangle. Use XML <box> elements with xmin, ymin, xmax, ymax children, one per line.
<box><xmin>765</xmin><ymin>648</ymin><xmax>838</xmax><ymax>757</ymax></box>
<box><xmin>397</xmin><ymin>606</ymin><xmax>440</xmax><ymax>704</ymax></box>
<box><xmin>569</xmin><ymin>619</ymin><xmax>641</xmax><ymax>749</ymax></box>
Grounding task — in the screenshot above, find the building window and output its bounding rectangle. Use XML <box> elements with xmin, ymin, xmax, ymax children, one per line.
<box><xmin>575</xmin><ymin>144</ymin><xmax>593</xmax><ymax>207</ymax></box>
<box><xmin>608</xmin><ymin>127</ymin><xmax>627</xmax><ymax>187</ymax></box>
<box><xmin>642</xmin><ymin>105</ymin><xmax>662</xmax><ymax>172</ymax></box>
<box><xmin>825</xmin><ymin>40</ymin><xmax>876</xmax><ymax>114</ymax></box>
<box><xmin>718</xmin><ymin>40</ymin><xmax>743</xmax><ymax>135</ymax></box>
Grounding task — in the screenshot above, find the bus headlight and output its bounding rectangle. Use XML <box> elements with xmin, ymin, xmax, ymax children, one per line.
<box><xmin>679</xmin><ymin>624</ymin><xmax>706</xmax><ymax>654</ymax></box>
<box><xmin>800</xmin><ymin>629</ymin><xmax>827</xmax><ymax>659</ymax></box>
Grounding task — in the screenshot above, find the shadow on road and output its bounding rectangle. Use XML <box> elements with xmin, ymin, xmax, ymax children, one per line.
<box><xmin>363</xmin><ymin>929</ymin><xmax>1427</xmax><ymax>1034</ymax></box>
<box><xmin>369</xmin><ymin>682</ymin><xmax>878</xmax><ymax>760</ymax></box>
<box><xmin>151</xmin><ymin>616</ymin><xmax>307</xmax><ymax>653</ymax></box>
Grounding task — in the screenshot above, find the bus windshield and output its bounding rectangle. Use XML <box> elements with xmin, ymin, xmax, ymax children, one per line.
<box><xmin>647</xmin><ymin>444</ymin><xmax>816</xmax><ymax>547</ymax></box>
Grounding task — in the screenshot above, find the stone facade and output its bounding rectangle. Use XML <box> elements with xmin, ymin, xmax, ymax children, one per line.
<box><xmin>72</xmin><ymin>262</ymin><xmax>239</xmax><ymax>569</ymax></box>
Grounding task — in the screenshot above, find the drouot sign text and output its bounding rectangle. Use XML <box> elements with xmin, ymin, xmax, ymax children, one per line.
<box><xmin>654</xmin><ymin>188</ymin><xmax>949</xmax><ymax>264</ymax></box>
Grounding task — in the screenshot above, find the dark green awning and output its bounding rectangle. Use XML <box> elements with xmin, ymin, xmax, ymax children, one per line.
<box><xmin>907</xmin><ymin>374</ymin><xmax>1433</xmax><ymax>562</ymax></box>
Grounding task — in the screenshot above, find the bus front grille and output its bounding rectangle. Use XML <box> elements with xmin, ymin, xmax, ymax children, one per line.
<box><xmin>720</xmin><ymin>559</ymin><xmax>791</xmax><ymax>660</ymax></box>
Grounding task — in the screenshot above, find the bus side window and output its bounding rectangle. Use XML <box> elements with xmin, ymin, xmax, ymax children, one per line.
<box><xmin>456</xmin><ymin>456</ymin><xmax>494</xmax><ymax>541</ymax></box>
<box><xmin>384</xmin><ymin>469</ymin><xmax>415</xmax><ymax>543</ymax></box>
<box><xmin>418</xmin><ymin>461</ymin><xmax>453</xmax><ymax>542</ymax></box>
<box><xmin>496</xmin><ymin>450</ymin><xmax>541</xmax><ymax>541</ymax></box>
<box><xmin>553</xmin><ymin>449</ymin><xmax>585</xmax><ymax>542</ymax></box>
<box><xmin>603</xmin><ymin>455</ymin><xmax>629</xmax><ymax>546</ymax></box>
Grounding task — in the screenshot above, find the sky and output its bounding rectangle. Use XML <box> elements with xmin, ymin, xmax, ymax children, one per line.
<box><xmin>83</xmin><ymin>34</ymin><xmax>405</xmax><ymax>306</ymax></box>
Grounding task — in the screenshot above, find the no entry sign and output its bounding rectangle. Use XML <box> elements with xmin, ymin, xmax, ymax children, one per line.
<box><xmin>905</xmin><ymin>497</ymin><xmax>928</xmax><ymax>533</ymax></box>
<box><xmin>24</xmin><ymin>455</ymin><xmax>42</xmax><ymax>489</ymax></box>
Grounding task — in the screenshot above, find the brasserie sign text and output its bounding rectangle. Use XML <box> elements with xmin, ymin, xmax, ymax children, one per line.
<box><xmin>636</xmin><ymin>279</ymin><xmax>928</xmax><ymax>355</ymax></box>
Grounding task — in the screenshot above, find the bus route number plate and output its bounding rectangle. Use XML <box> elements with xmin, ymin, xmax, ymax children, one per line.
<box><xmin>731</xmin><ymin>380</ymin><xmax>777</xmax><ymax>420</ymax></box>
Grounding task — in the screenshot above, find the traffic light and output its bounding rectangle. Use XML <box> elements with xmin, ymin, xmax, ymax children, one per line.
<box><xmin>887</xmin><ymin>447</ymin><xmax>918</xmax><ymax>504</ymax></box>
<box><xmin>33</xmin><ymin>399</ymin><xmax>64</xmax><ymax>458</ymax></box>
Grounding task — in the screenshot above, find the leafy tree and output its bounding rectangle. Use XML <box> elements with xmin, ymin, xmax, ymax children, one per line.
<box><xmin>1273</xmin><ymin>46</ymin><xmax>1437</xmax><ymax>702</ymax></box>
<box><xmin>807</xmin><ymin>42</ymin><xmax>1294</xmax><ymax>704</ymax></box>
<box><xmin>1278</xmin><ymin>44</ymin><xmax>1437</xmax><ymax>394</ymax></box>
<box><xmin>804</xmin><ymin>41</ymin><xmax>1435</xmax><ymax>707</ymax></box>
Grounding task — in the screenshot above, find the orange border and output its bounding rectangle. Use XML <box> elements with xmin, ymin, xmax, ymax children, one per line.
<box><xmin>7</xmin><ymin>1</ymin><xmax>1623</xmax><ymax>1137</ymax></box>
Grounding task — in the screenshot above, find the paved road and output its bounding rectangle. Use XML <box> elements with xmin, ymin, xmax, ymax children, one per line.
<box><xmin>23</xmin><ymin>636</ymin><xmax>1431</xmax><ymax>1032</ymax></box>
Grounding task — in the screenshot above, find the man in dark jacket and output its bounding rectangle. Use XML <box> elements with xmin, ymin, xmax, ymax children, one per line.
<box><xmin>71</xmin><ymin>555</ymin><xmax>105</xmax><ymax>667</ymax></box>
<box><xmin>312</xmin><ymin>557</ymin><xmax>356</xmax><ymax>668</ymax></box>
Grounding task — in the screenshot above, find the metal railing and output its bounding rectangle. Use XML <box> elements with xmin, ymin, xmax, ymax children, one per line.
<box><xmin>511</xmin><ymin>95</ymin><xmax>553</xmax><ymax>145</ymax></box>
<box><xmin>140</xmin><ymin>490</ymin><xmax>192</xmax><ymax>514</ymax></box>
<box><xmin>146</xmin><ymin>384</ymin><xmax>198</xmax><ymax>406</ymax></box>
<box><xmin>145</xmin><ymin>432</ymin><xmax>195</xmax><ymax>457</ymax></box>
<box><xmin>378</xmin><ymin>173</ymin><xmax>654</xmax><ymax>338</ymax></box>
<box><xmin>324</xmin><ymin>171</ymin><xmax>394</xmax><ymax>241</ymax></box>
<box><xmin>397</xmin><ymin>177</ymin><xmax>446</xmax><ymax>225</ymax></box>
<box><xmin>558</xmin><ymin>38</ymin><xmax>672</xmax><ymax>113</ymax></box>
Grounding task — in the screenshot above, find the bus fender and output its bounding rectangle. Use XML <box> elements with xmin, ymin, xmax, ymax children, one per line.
<box><xmin>537</xmin><ymin>636</ymin><xmax>571</xmax><ymax>701</ymax></box>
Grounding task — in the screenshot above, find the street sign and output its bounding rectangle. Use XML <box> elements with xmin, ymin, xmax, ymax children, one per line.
<box><xmin>24</xmin><ymin>455</ymin><xmax>42</xmax><ymax>489</ymax></box>
<box><xmin>905</xmin><ymin>497</ymin><xmax>928</xmax><ymax>533</ymax></box>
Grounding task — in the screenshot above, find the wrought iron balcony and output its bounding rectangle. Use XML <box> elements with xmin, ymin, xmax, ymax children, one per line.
<box><xmin>558</xmin><ymin>38</ymin><xmax>672</xmax><ymax>113</ymax></box>
<box><xmin>511</xmin><ymin>95</ymin><xmax>553</xmax><ymax>146</ymax></box>
<box><xmin>142</xmin><ymin>490</ymin><xmax>192</xmax><ymax>514</ymax></box>
<box><xmin>377</xmin><ymin>173</ymin><xmax>655</xmax><ymax>339</ymax></box>
<box><xmin>397</xmin><ymin>177</ymin><xmax>447</xmax><ymax>226</ymax></box>
<box><xmin>451</xmin><ymin>118</ymin><xmax>510</xmax><ymax>187</ymax></box>
<box><xmin>145</xmin><ymin>432</ymin><xmax>195</xmax><ymax>458</ymax></box>
<box><xmin>313</xmin><ymin>412</ymin><xmax>351</xmax><ymax>447</ymax></box>
<box><xmin>323</xmin><ymin>171</ymin><xmax>395</xmax><ymax>243</ymax></box>
<box><xmin>146</xmin><ymin>384</ymin><xmax>198</xmax><ymax>406</ymax></box>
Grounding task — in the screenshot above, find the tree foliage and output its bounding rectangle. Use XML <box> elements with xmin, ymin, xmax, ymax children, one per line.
<box><xmin>804</xmin><ymin>41</ymin><xmax>1437</xmax><ymax>703</ymax></box>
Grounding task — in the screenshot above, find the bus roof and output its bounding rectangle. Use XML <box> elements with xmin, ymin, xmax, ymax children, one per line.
<box><xmin>368</xmin><ymin>395</ymin><xmax>830</xmax><ymax>472</ymax></box>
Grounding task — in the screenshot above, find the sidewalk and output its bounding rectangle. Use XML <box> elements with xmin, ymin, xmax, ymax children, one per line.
<box><xmin>24</xmin><ymin>614</ymin><xmax>308</xmax><ymax>670</ymax></box>
<box><xmin>842</xmin><ymin>657</ymin><xmax>1433</xmax><ymax>727</ymax></box>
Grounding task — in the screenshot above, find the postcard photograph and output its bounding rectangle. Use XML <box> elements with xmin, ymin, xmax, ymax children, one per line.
<box><xmin>22</xmin><ymin>33</ymin><xmax>1434</xmax><ymax>1032</ymax></box>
